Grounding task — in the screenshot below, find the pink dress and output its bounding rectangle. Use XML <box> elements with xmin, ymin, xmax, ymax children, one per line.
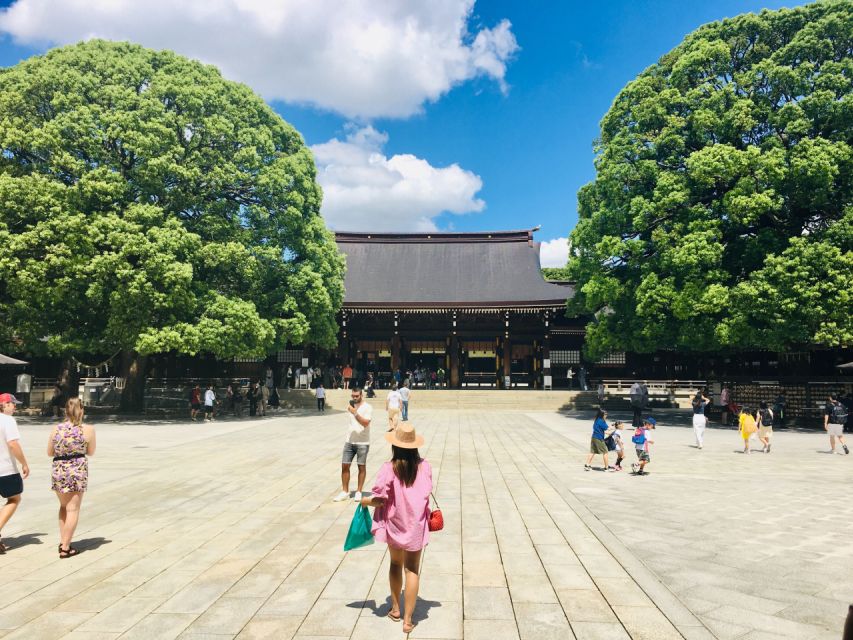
<box><xmin>370</xmin><ymin>460</ymin><xmax>433</xmax><ymax>552</ymax></box>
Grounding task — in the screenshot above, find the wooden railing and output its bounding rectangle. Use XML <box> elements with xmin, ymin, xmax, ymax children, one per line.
<box><xmin>601</xmin><ymin>379</ymin><xmax>706</xmax><ymax>395</ymax></box>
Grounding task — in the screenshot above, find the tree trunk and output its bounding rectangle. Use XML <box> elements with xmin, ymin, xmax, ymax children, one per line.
<box><xmin>59</xmin><ymin>358</ymin><xmax>80</xmax><ymax>398</ymax></box>
<box><xmin>119</xmin><ymin>350</ymin><xmax>148</xmax><ymax>413</ymax></box>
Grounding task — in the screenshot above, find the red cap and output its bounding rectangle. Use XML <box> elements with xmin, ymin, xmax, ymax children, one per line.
<box><xmin>0</xmin><ymin>393</ymin><xmax>21</xmax><ymax>404</ymax></box>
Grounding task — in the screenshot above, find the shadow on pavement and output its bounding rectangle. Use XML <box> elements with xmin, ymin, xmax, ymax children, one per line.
<box><xmin>1</xmin><ymin>532</ymin><xmax>47</xmax><ymax>549</ymax></box>
<box><xmin>74</xmin><ymin>537</ymin><xmax>112</xmax><ymax>553</ymax></box>
<box><xmin>347</xmin><ymin>595</ymin><xmax>442</xmax><ymax>623</ymax></box>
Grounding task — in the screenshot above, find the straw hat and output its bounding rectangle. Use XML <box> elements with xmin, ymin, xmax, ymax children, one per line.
<box><xmin>384</xmin><ymin>423</ymin><xmax>424</xmax><ymax>449</ymax></box>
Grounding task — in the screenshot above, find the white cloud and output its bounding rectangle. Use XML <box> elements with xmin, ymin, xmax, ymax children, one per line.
<box><xmin>0</xmin><ymin>0</ymin><xmax>518</xmax><ymax>119</ymax></box>
<box><xmin>539</xmin><ymin>237</ymin><xmax>570</xmax><ymax>268</ymax></box>
<box><xmin>312</xmin><ymin>125</ymin><xmax>484</xmax><ymax>231</ymax></box>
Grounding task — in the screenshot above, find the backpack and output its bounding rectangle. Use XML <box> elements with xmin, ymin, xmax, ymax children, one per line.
<box><xmin>832</xmin><ymin>402</ymin><xmax>848</xmax><ymax>425</ymax></box>
<box><xmin>760</xmin><ymin>409</ymin><xmax>773</xmax><ymax>426</ymax></box>
<box><xmin>631</xmin><ymin>427</ymin><xmax>646</xmax><ymax>446</ymax></box>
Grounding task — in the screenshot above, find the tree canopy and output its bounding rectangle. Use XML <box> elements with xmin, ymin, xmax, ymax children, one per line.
<box><xmin>0</xmin><ymin>41</ymin><xmax>344</xmax><ymax>374</ymax></box>
<box><xmin>567</xmin><ymin>1</ymin><xmax>852</xmax><ymax>359</ymax></box>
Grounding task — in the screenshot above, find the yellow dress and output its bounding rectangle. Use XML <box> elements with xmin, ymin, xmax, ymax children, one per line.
<box><xmin>739</xmin><ymin>414</ymin><xmax>757</xmax><ymax>440</ymax></box>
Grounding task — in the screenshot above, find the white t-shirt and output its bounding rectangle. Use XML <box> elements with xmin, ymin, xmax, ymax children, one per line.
<box><xmin>643</xmin><ymin>429</ymin><xmax>655</xmax><ymax>452</ymax></box>
<box><xmin>399</xmin><ymin>387</ymin><xmax>410</xmax><ymax>402</ymax></box>
<box><xmin>612</xmin><ymin>428</ymin><xmax>624</xmax><ymax>452</ymax></box>
<box><xmin>387</xmin><ymin>390</ymin><xmax>402</xmax><ymax>410</ymax></box>
<box><xmin>316</xmin><ymin>387</ymin><xmax>326</xmax><ymax>399</ymax></box>
<box><xmin>0</xmin><ymin>414</ymin><xmax>21</xmax><ymax>476</ymax></box>
<box><xmin>347</xmin><ymin>402</ymin><xmax>373</xmax><ymax>444</ymax></box>
<box><xmin>204</xmin><ymin>389</ymin><xmax>216</xmax><ymax>407</ymax></box>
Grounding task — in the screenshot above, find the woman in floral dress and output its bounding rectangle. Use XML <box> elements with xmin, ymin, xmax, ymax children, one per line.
<box><xmin>47</xmin><ymin>398</ymin><xmax>96</xmax><ymax>558</ymax></box>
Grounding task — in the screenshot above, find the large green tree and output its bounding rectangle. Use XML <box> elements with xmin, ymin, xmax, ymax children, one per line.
<box><xmin>0</xmin><ymin>40</ymin><xmax>344</xmax><ymax>410</ymax></box>
<box><xmin>568</xmin><ymin>1</ymin><xmax>852</xmax><ymax>359</ymax></box>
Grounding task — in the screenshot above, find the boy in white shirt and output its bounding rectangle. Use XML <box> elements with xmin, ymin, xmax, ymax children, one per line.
<box><xmin>203</xmin><ymin>385</ymin><xmax>216</xmax><ymax>422</ymax></box>
<box><xmin>316</xmin><ymin>383</ymin><xmax>326</xmax><ymax>412</ymax></box>
<box><xmin>386</xmin><ymin>384</ymin><xmax>403</xmax><ymax>431</ymax></box>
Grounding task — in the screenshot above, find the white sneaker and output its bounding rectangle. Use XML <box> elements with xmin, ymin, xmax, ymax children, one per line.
<box><xmin>333</xmin><ymin>491</ymin><xmax>350</xmax><ymax>502</ymax></box>
<box><xmin>353</xmin><ymin>491</ymin><xmax>362</xmax><ymax>502</ymax></box>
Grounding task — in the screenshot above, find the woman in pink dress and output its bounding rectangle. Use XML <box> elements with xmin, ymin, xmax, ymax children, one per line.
<box><xmin>361</xmin><ymin>423</ymin><xmax>432</xmax><ymax>634</ymax></box>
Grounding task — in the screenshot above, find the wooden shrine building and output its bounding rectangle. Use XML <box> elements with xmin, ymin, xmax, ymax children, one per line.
<box><xmin>334</xmin><ymin>229</ymin><xmax>587</xmax><ymax>388</ymax></box>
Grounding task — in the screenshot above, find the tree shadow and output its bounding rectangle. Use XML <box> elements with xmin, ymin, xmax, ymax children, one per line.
<box><xmin>346</xmin><ymin>595</ymin><xmax>442</xmax><ymax>623</ymax></box>
<box><xmin>0</xmin><ymin>532</ymin><xmax>47</xmax><ymax>549</ymax></box>
<box><xmin>73</xmin><ymin>537</ymin><xmax>112</xmax><ymax>553</ymax></box>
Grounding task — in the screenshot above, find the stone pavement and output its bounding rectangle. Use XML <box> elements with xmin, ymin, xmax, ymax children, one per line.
<box><xmin>0</xmin><ymin>406</ymin><xmax>849</xmax><ymax>639</ymax></box>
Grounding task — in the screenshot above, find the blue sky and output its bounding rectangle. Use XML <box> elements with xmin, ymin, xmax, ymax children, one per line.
<box><xmin>0</xmin><ymin>0</ymin><xmax>804</xmax><ymax>265</ymax></box>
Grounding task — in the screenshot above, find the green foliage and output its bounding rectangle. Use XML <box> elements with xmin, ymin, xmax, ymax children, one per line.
<box><xmin>542</xmin><ymin>267</ymin><xmax>572</xmax><ymax>281</ymax></box>
<box><xmin>568</xmin><ymin>1</ymin><xmax>853</xmax><ymax>358</ymax></box>
<box><xmin>0</xmin><ymin>40</ymin><xmax>344</xmax><ymax>359</ymax></box>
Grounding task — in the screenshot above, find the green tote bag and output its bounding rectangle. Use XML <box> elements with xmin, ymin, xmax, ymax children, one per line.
<box><xmin>343</xmin><ymin>505</ymin><xmax>375</xmax><ymax>551</ymax></box>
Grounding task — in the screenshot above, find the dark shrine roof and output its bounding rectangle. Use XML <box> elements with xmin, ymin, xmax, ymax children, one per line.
<box><xmin>336</xmin><ymin>229</ymin><xmax>573</xmax><ymax>309</ymax></box>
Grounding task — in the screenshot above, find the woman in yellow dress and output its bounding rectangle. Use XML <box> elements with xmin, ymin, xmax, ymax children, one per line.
<box><xmin>739</xmin><ymin>408</ymin><xmax>758</xmax><ymax>455</ymax></box>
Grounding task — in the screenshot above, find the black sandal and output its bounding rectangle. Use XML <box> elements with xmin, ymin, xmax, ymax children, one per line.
<box><xmin>59</xmin><ymin>546</ymin><xmax>79</xmax><ymax>559</ymax></box>
<box><xmin>0</xmin><ymin>538</ymin><xmax>6</xmax><ymax>554</ymax></box>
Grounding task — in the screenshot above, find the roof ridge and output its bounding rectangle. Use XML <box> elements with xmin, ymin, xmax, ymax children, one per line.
<box><xmin>335</xmin><ymin>228</ymin><xmax>539</xmax><ymax>244</ymax></box>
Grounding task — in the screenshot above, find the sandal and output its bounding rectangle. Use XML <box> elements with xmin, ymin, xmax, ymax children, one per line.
<box><xmin>0</xmin><ymin>538</ymin><xmax>6</xmax><ymax>554</ymax></box>
<box><xmin>387</xmin><ymin>610</ymin><xmax>401</xmax><ymax>622</ymax></box>
<box><xmin>402</xmin><ymin>621</ymin><xmax>416</xmax><ymax>634</ymax></box>
<box><xmin>59</xmin><ymin>546</ymin><xmax>79</xmax><ymax>559</ymax></box>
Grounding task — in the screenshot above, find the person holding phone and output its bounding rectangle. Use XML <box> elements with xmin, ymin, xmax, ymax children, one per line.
<box><xmin>333</xmin><ymin>387</ymin><xmax>373</xmax><ymax>503</ymax></box>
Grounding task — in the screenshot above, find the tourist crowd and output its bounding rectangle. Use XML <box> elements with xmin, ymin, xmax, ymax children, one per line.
<box><xmin>0</xmin><ymin>379</ymin><xmax>849</xmax><ymax>635</ymax></box>
<box><xmin>585</xmin><ymin>383</ymin><xmax>850</xmax><ymax>474</ymax></box>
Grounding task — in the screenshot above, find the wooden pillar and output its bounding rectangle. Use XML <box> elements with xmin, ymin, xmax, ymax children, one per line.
<box><xmin>450</xmin><ymin>336</ymin><xmax>460</xmax><ymax>389</ymax></box>
<box><xmin>501</xmin><ymin>310</ymin><xmax>511</xmax><ymax>388</ymax></box>
<box><xmin>340</xmin><ymin>311</ymin><xmax>350</xmax><ymax>366</ymax></box>
<box><xmin>502</xmin><ymin>339</ymin><xmax>512</xmax><ymax>388</ymax></box>
<box><xmin>391</xmin><ymin>335</ymin><xmax>401</xmax><ymax>372</ymax></box>
<box><xmin>543</xmin><ymin>324</ymin><xmax>552</xmax><ymax>390</ymax></box>
<box><xmin>532</xmin><ymin>339</ymin><xmax>540</xmax><ymax>390</ymax></box>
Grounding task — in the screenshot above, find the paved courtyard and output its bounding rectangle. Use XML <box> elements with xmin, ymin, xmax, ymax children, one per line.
<box><xmin>0</xmin><ymin>406</ymin><xmax>850</xmax><ymax>639</ymax></box>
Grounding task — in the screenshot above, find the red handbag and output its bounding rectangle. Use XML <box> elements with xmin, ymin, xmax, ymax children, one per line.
<box><xmin>428</xmin><ymin>492</ymin><xmax>444</xmax><ymax>532</ymax></box>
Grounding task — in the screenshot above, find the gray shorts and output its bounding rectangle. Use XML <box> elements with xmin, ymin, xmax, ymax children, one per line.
<box><xmin>342</xmin><ymin>443</ymin><xmax>369</xmax><ymax>466</ymax></box>
<box><xmin>827</xmin><ymin>423</ymin><xmax>844</xmax><ymax>437</ymax></box>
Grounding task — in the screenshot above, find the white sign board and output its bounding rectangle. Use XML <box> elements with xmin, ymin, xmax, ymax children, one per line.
<box><xmin>543</xmin><ymin>358</ymin><xmax>551</xmax><ymax>369</ymax></box>
<box><xmin>301</xmin><ymin>357</ymin><xmax>309</xmax><ymax>367</ymax></box>
<box><xmin>544</xmin><ymin>375</ymin><xmax>552</xmax><ymax>390</ymax></box>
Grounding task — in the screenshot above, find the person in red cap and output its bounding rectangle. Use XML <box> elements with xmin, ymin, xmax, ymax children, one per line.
<box><xmin>0</xmin><ymin>393</ymin><xmax>29</xmax><ymax>553</ymax></box>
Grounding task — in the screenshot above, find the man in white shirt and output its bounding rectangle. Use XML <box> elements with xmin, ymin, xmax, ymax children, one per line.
<box><xmin>315</xmin><ymin>383</ymin><xmax>326</xmax><ymax>412</ymax></box>
<box><xmin>334</xmin><ymin>386</ymin><xmax>373</xmax><ymax>502</ymax></box>
<box><xmin>386</xmin><ymin>384</ymin><xmax>403</xmax><ymax>431</ymax></box>
<box><xmin>0</xmin><ymin>393</ymin><xmax>29</xmax><ymax>553</ymax></box>
<box><xmin>399</xmin><ymin>381</ymin><xmax>411</xmax><ymax>421</ymax></box>
<box><xmin>203</xmin><ymin>385</ymin><xmax>216</xmax><ymax>422</ymax></box>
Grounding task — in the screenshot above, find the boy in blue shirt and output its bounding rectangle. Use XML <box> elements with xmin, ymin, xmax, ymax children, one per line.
<box><xmin>631</xmin><ymin>417</ymin><xmax>656</xmax><ymax>476</ymax></box>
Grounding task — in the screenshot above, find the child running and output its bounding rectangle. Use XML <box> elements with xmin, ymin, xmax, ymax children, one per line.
<box><xmin>631</xmin><ymin>417</ymin><xmax>655</xmax><ymax>476</ymax></box>
<box><xmin>739</xmin><ymin>408</ymin><xmax>758</xmax><ymax>455</ymax></box>
<box><xmin>611</xmin><ymin>421</ymin><xmax>625</xmax><ymax>471</ymax></box>
<box><xmin>757</xmin><ymin>401</ymin><xmax>774</xmax><ymax>453</ymax></box>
